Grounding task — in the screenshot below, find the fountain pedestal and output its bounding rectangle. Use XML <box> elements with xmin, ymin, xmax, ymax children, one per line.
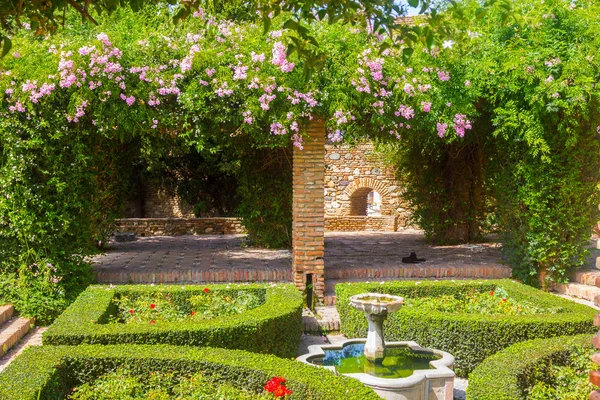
<box><xmin>349</xmin><ymin>293</ymin><xmax>404</xmax><ymax>363</ymax></box>
<box><xmin>364</xmin><ymin>313</ymin><xmax>387</xmax><ymax>362</ymax></box>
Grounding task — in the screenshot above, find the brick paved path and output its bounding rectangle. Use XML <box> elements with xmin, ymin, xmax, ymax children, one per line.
<box><xmin>93</xmin><ymin>230</ymin><xmax>511</xmax><ymax>288</ymax></box>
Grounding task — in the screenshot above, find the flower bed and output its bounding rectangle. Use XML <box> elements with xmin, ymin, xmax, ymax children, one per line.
<box><xmin>335</xmin><ymin>279</ymin><xmax>596</xmax><ymax>376</ymax></box>
<box><xmin>43</xmin><ymin>283</ymin><xmax>302</xmax><ymax>358</ymax></box>
<box><xmin>467</xmin><ymin>334</ymin><xmax>593</xmax><ymax>399</ymax></box>
<box><xmin>0</xmin><ymin>345</ymin><xmax>379</xmax><ymax>400</ymax></box>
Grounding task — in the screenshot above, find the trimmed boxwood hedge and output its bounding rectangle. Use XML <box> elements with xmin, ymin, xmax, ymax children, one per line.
<box><xmin>467</xmin><ymin>334</ymin><xmax>592</xmax><ymax>399</ymax></box>
<box><xmin>335</xmin><ymin>279</ymin><xmax>596</xmax><ymax>376</ymax></box>
<box><xmin>43</xmin><ymin>283</ymin><xmax>302</xmax><ymax>358</ymax></box>
<box><xmin>0</xmin><ymin>344</ymin><xmax>380</xmax><ymax>400</ymax></box>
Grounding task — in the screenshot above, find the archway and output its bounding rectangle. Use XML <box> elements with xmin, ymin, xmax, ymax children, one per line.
<box><xmin>349</xmin><ymin>187</ymin><xmax>382</xmax><ymax>216</ymax></box>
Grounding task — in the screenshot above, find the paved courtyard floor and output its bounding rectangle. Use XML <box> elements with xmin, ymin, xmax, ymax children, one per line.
<box><xmin>93</xmin><ymin>229</ymin><xmax>511</xmax><ymax>291</ymax></box>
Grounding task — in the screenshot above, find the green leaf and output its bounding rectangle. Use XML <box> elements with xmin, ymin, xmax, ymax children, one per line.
<box><xmin>402</xmin><ymin>47</ymin><xmax>414</xmax><ymax>63</ymax></box>
<box><xmin>426</xmin><ymin>32</ymin><xmax>435</xmax><ymax>49</ymax></box>
<box><xmin>475</xmin><ymin>7</ymin><xmax>488</xmax><ymax>19</ymax></box>
<box><xmin>283</xmin><ymin>19</ymin><xmax>298</xmax><ymax>30</ymax></box>
<box><xmin>408</xmin><ymin>0</ymin><xmax>420</xmax><ymax>7</ymax></box>
<box><xmin>1</xmin><ymin>37</ymin><xmax>11</xmax><ymax>58</ymax></box>
<box><xmin>263</xmin><ymin>17</ymin><xmax>271</xmax><ymax>34</ymax></box>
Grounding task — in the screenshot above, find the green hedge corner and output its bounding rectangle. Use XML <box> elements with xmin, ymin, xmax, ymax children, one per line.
<box><xmin>43</xmin><ymin>283</ymin><xmax>302</xmax><ymax>358</ymax></box>
<box><xmin>467</xmin><ymin>334</ymin><xmax>592</xmax><ymax>399</ymax></box>
<box><xmin>335</xmin><ymin>279</ymin><xmax>596</xmax><ymax>376</ymax></box>
<box><xmin>0</xmin><ymin>344</ymin><xmax>380</xmax><ymax>400</ymax></box>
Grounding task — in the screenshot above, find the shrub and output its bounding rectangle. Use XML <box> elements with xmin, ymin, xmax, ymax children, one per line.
<box><xmin>467</xmin><ymin>334</ymin><xmax>593</xmax><ymax>400</ymax></box>
<box><xmin>335</xmin><ymin>279</ymin><xmax>596</xmax><ymax>376</ymax></box>
<box><xmin>0</xmin><ymin>344</ymin><xmax>379</xmax><ymax>400</ymax></box>
<box><xmin>43</xmin><ymin>283</ymin><xmax>302</xmax><ymax>358</ymax></box>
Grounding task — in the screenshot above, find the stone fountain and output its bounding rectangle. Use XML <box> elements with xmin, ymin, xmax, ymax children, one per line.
<box><xmin>349</xmin><ymin>293</ymin><xmax>404</xmax><ymax>362</ymax></box>
<box><xmin>298</xmin><ymin>293</ymin><xmax>455</xmax><ymax>400</ymax></box>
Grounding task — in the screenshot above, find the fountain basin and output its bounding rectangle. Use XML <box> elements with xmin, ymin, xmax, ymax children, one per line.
<box><xmin>297</xmin><ymin>339</ymin><xmax>455</xmax><ymax>400</ymax></box>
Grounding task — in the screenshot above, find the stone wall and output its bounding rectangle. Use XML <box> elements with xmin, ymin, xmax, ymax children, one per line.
<box><xmin>324</xmin><ymin>142</ymin><xmax>408</xmax><ymax>226</ymax></box>
<box><xmin>124</xmin><ymin>185</ymin><xmax>195</xmax><ymax>218</ymax></box>
<box><xmin>115</xmin><ymin>218</ymin><xmax>245</xmax><ymax>236</ymax></box>
<box><xmin>325</xmin><ymin>216</ymin><xmax>400</xmax><ymax>232</ymax></box>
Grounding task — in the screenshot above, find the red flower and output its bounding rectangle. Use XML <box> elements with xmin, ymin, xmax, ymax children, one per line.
<box><xmin>150</xmin><ymin>303</ymin><xmax>156</xmax><ymax>309</ymax></box>
<box><xmin>489</xmin><ymin>291</ymin><xmax>495</xmax><ymax>296</ymax></box>
<box><xmin>191</xmin><ymin>311</ymin><xmax>196</xmax><ymax>316</ymax></box>
<box><xmin>264</xmin><ymin>377</ymin><xmax>291</xmax><ymax>397</ymax></box>
<box><xmin>273</xmin><ymin>385</ymin><xmax>292</xmax><ymax>397</ymax></box>
<box><xmin>129</xmin><ymin>309</ymin><xmax>135</xmax><ymax>315</ymax></box>
<box><xmin>149</xmin><ymin>320</ymin><xmax>156</xmax><ymax>325</ymax></box>
<box><xmin>203</xmin><ymin>288</ymin><xmax>210</xmax><ymax>293</ymax></box>
<box><xmin>502</xmin><ymin>298</ymin><xmax>507</xmax><ymax>302</ymax></box>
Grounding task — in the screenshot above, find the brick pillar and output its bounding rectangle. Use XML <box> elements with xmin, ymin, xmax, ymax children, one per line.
<box><xmin>292</xmin><ymin>119</ymin><xmax>325</xmax><ymax>298</ymax></box>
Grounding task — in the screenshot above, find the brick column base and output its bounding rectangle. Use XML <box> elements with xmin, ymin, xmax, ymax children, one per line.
<box><xmin>292</xmin><ymin>119</ymin><xmax>325</xmax><ymax>299</ymax></box>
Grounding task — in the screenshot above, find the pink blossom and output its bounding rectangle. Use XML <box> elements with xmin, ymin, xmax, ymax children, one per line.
<box><xmin>328</xmin><ymin>129</ymin><xmax>343</xmax><ymax>143</ymax></box>
<box><xmin>395</xmin><ymin>105</ymin><xmax>414</xmax><ymax>120</ymax></box>
<box><xmin>120</xmin><ymin>93</ymin><xmax>135</xmax><ymax>106</ymax></box>
<box><xmin>251</xmin><ymin>52</ymin><xmax>266</xmax><ymax>63</ymax></box>
<box><xmin>403</xmin><ymin>83</ymin><xmax>414</xmax><ymax>96</ymax></box>
<box><xmin>545</xmin><ymin>75</ymin><xmax>554</xmax><ymax>83</ymax></box>
<box><xmin>180</xmin><ymin>56</ymin><xmax>193</xmax><ymax>72</ymax></box>
<box><xmin>422</xmin><ymin>102</ymin><xmax>432</xmax><ymax>112</ymax></box>
<box><xmin>259</xmin><ymin>93</ymin><xmax>276</xmax><ymax>110</ymax></box>
<box><xmin>270</xmin><ymin>122</ymin><xmax>287</xmax><ymax>135</ymax></box>
<box><xmin>8</xmin><ymin>101</ymin><xmax>25</xmax><ymax>113</ymax></box>
<box><xmin>453</xmin><ymin>114</ymin><xmax>472</xmax><ymax>137</ymax></box>
<box><xmin>97</xmin><ymin>32</ymin><xmax>112</xmax><ymax>47</ymax></box>
<box><xmin>465</xmin><ymin>80</ymin><xmax>471</xmax><ymax>87</ymax></box>
<box><xmin>233</xmin><ymin>65</ymin><xmax>249</xmax><ymax>80</ymax></box>
<box><xmin>242</xmin><ymin>110</ymin><xmax>253</xmax><ymax>125</ymax></box>
<box><xmin>292</xmin><ymin>134</ymin><xmax>303</xmax><ymax>150</ymax></box>
<box><xmin>13</xmin><ymin>52</ymin><xmax>20</xmax><ymax>58</ymax></box>
<box><xmin>78</xmin><ymin>46</ymin><xmax>96</xmax><ymax>56</ymax></box>
<box><xmin>436</xmin><ymin>122</ymin><xmax>448</xmax><ymax>137</ymax></box>
<box><xmin>59</xmin><ymin>74</ymin><xmax>77</xmax><ymax>88</ymax></box>
<box><xmin>271</xmin><ymin>42</ymin><xmax>295</xmax><ymax>72</ymax></box>
<box><xmin>437</xmin><ymin>70</ymin><xmax>451</xmax><ymax>81</ymax></box>
<box><xmin>367</xmin><ymin>59</ymin><xmax>384</xmax><ymax>81</ymax></box>
<box><xmin>206</xmin><ymin>68</ymin><xmax>216</xmax><ymax>77</ymax></box>
<box><xmin>215</xmin><ymin>82</ymin><xmax>234</xmax><ymax>97</ymax></box>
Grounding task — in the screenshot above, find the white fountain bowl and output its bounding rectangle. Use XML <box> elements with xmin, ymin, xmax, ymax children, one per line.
<box><xmin>349</xmin><ymin>293</ymin><xmax>404</xmax><ymax>315</ymax></box>
<box><xmin>297</xmin><ymin>339</ymin><xmax>455</xmax><ymax>400</ymax></box>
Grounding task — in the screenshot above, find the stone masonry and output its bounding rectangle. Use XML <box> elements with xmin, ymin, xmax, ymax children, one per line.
<box><xmin>324</xmin><ymin>142</ymin><xmax>408</xmax><ymax>224</ymax></box>
<box><xmin>292</xmin><ymin>120</ymin><xmax>326</xmax><ymax>297</ymax></box>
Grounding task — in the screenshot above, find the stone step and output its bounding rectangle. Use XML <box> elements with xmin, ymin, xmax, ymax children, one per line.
<box><xmin>0</xmin><ymin>305</ymin><xmax>14</xmax><ymax>326</ymax></box>
<box><xmin>324</xmin><ymin>264</ymin><xmax>511</xmax><ymax>281</ymax></box>
<box><xmin>0</xmin><ymin>317</ymin><xmax>32</xmax><ymax>357</ymax></box>
<box><xmin>572</xmin><ymin>270</ymin><xmax>600</xmax><ymax>288</ymax></box>
<box><xmin>552</xmin><ymin>282</ymin><xmax>600</xmax><ymax>304</ymax></box>
<box><xmin>302</xmin><ymin>307</ymin><xmax>341</xmax><ymax>333</ymax></box>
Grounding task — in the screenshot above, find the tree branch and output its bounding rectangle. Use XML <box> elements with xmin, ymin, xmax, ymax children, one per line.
<box><xmin>65</xmin><ymin>0</ymin><xmax>99</xmax><ymax>25</ymax></box>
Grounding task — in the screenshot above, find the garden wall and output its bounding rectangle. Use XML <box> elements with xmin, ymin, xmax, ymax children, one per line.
<box><xmin>324</xmin><ymin>142</ymin><xmax>408</xmax><ymax>221</ymax></box>
<box><xmin>324</xmin><ymin>215</ymin><xmax>402</xmax><ymax>231</ymax></box>
<box><xmin>115</xmin><ymin>218</ymin><xmax>245</xmax><ymax>236</ymax></box>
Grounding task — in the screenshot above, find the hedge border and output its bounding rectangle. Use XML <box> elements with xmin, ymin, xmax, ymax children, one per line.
<box><xmin>43</xmin><ymin>283</ymin><xmax>302</xmax><ymax>358</ymax></box>
<box><xmin>335</xmin><ymin>279</ymin><xmax>596</xmax><ymax>376</ymax></box>
<box><xmin>467</xmin><ymin>334</ymin><xmax>592</xmax><ymax>399</ymax></box>
<box><xmin>0</xmin><ymin>344</ymin><xmax>380</xmax><ymax>400</ymax></box>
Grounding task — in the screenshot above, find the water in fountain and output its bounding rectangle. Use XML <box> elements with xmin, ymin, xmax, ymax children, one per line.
<box><xmin>317</xmin><ymin>343</ymin><xmax>440</xmax><ymax>378</ymax></box>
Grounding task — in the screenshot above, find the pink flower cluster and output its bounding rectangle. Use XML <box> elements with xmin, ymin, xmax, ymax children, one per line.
<box><xmin>271</xmin><ymin>42</ymin><xmax>295</xmax><ymax>73</ymax></box>
<box><xmin>395</xmin><ymin>105</ymin><xmax>414</xmax><ymax>120</ymax></box>
<box><xmin>453</xmin><ymin>114</ymin><xmax>472</xmax><ymax>137</ymax></box>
